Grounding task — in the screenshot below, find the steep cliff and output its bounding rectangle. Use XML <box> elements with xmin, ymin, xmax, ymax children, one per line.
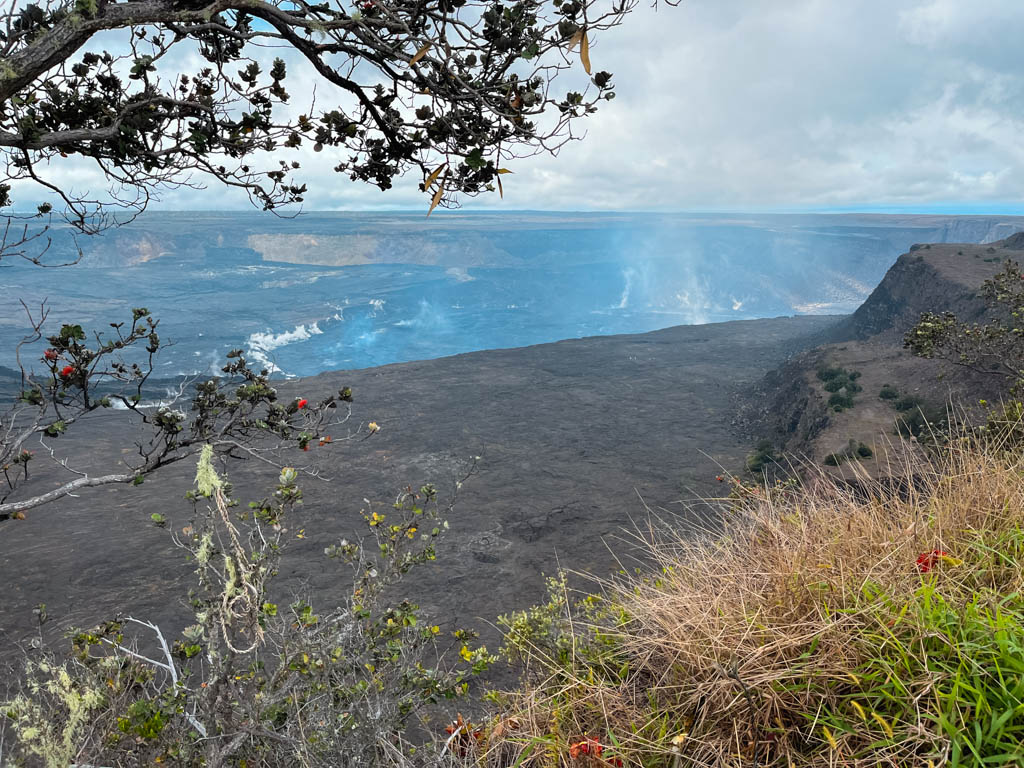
<box><xmin>748</xmin><ymin>233</ymin><xmax>1023</xmax><ymax>468</ymax></box>
<box><xmin>826</xmin><ymin>236</ymin><xmax>1024</xmax><ymax>343</ymax></box>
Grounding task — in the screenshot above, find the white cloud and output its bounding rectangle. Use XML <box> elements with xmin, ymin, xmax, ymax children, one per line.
<box><xmin>14</xmin><ymin>0</ymin><xmax>1024</xmax><ymax>212</ymax></box>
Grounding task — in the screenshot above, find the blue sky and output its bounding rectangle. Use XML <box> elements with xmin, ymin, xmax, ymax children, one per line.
<box><xmin>18</xmin><ymin>0</ymin><xmax>1024</xmax><ymax>214</ymax></box>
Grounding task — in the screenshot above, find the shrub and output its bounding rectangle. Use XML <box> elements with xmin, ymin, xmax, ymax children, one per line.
<box><xmin>879</xmin><ymin>384</ymin><xmax>899</xmax><ymax>400</ymax></box>
<box><xmin>895</xmin><ymin>403</ymin><xmax>947</xmax><ymax>439</ymax></box>
<box><xmin>817</xmin><ymin>366</ymin><xmax>844</xmax><ymax>382</ymax></box>
<box><xmin>817</xmin><ymin>367</ymin><xmax>862</xmax><ymax>410</ymax></box>
<box><xmin>829</xmin><ymin>392</ymin><xmax>855</xmax><ymax>411</ymax></box>
<box><xmin>487</xmin><ymin>438</ymin><xmax>1024</xmax><ymax>767</ymax></box>
<box><xmin>2</xmin><ymin>453</ymin><xmax>488</xmax><ymax>766</ymax></box>
<box><xmin>746</xmin><ymin>438</ymin><xmax>781</xmax><ymax>474</ymax></box>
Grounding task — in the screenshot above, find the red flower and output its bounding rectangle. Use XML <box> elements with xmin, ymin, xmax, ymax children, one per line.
<box><xmin>569</xmin><ymin>738</ymin><xmax>604</xmax><ymax>760</ymax></box>
<box><xmin>716</xmin><ymin>475</ymin><xmax>724</xmax><ymax>483</ymax></box>
<box><xmin>43</xmin><ymin>349</ymin><xmax>58</xmax><ymax>361</ymax></box>
<box><xmin>916</xmin><ymin>549</ymin><xmax>947</xmax><ymax>573</ymax></box>
<box><xmin>59</xmin><ymin>365</ymin><xmax>74</xmax><ymax>378</ymax></box>
<box><xmin>297</xmin><ymin>398</ymin><xmax>308</xmax><ymax>409</ymax></box>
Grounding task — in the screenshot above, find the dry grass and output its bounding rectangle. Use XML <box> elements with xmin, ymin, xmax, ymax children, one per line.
<box><xmin>482</xmin><ymin>437</ymin><xmax>1024</xmax><ymax>768</ymax></box>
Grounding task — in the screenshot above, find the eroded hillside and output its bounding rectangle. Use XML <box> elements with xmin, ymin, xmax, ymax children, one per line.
<box><xmin>745</xmin><ymin>234</ymin><xmax>1023</xmax><ymax>475</ymax></box>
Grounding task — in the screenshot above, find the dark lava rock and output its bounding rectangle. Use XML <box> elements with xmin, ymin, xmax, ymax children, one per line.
<box><xmin>0</xmin><ymin>315</ymin><xmax>836</xmax><ymax>662</ymax></box>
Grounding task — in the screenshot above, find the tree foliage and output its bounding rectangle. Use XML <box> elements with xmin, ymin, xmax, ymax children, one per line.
<box><xmin>1</xmin><ymin>302</ymin><xmax>357</xmax><ymax>520</ymax></box>
<box><xmin>3</xmin><ymin>453</ymin><xmax>490</xmax><ymax>766</ymax></box>
<box><xmin>905</xmin><ymin>260</ymin><xmax>1024</xmax><ymax>396</ymax></box>
<box><xmin>0</xmin><ymin>0</ymin><xmax>637</xmax><ymax>261</ymax></box>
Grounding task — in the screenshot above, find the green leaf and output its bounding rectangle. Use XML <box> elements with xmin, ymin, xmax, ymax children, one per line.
<box><xmin>466</xmin><ymin>148</ymin><xmax>486</xmax><ymax>169</ymax></box>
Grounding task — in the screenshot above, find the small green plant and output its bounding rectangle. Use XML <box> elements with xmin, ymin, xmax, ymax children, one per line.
<box><xmin>879</xmin><ymin>384</ymin><xmax>899</xmax><ymax>400</ymax></box>
<box><xmin>829</xmin><ymin>392</ymin><xmax>855</xmax><ymax>412</ymax></box>
<box><xmin>746</xmin><ymin>438</ymin><xmax>781</xmax><ymax>475</ymax></box>
<box><xmin>817</xmin><ymin>366</ymin><xmax>845</xmax><ymax>382</ymax></box>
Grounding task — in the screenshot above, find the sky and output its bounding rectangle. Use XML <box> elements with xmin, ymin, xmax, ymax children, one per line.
<box><xmin>17</xmin><ymin>0</ymin><xmax>1024</xmax><ymax>213</ymax></box>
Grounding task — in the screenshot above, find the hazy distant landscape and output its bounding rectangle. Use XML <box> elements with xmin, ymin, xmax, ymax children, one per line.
<box><xmin>4</xmin><ymin>211</ymin><xmax>1023</xmax><ymax>379</ymax></box>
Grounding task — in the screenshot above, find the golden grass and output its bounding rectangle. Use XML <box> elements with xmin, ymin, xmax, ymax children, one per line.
<box><xmin>483</xmin><ymin>437</ymin><xmax>1024</xmax><ymax>767</ymax></box>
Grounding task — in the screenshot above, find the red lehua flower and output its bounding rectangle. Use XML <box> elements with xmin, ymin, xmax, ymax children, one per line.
<box><xmin>59</xmin><ymin>365</ymin><xmax>74</xmax><ymax>378</ymax></box>
<box><xmin>302</xmin><ymin>444</ymin><xmax>311</xmax><ymax>452</ymax></box>
<box><xmin>716</xmin><ymin>475</ymin><xmax>724</xmax><ymax>483</ymax></box>
<box><xmin>43</xmin><ymin>349</ymin><xmax>58</xmax><ymax>361</ymax></box>
<box><xmin>916</xmin><ymin>549</ymin><xmax>948</xmax><ymax>573</ymax></box>
<box><xmin>297</xmin><ymin>398</ymin><xmax>308</xmax><ymax>409</ymax></box>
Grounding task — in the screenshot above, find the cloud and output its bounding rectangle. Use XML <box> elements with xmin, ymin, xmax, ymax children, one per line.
<box><xmin>14</xmin><ymin>0</ymin><xmax>1024</xmax><ymax>212</ymax></box>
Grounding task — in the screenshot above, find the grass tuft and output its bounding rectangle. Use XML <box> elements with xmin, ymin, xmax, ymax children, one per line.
<box><xmin>485</xmin><ymin>436</ymin><xmax>1024</xmax><ymax>767</ymax></box>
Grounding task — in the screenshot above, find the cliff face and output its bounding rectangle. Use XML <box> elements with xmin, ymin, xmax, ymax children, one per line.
<box><xmin>826</xmin><ymin>236</ymin><xmax>1023</xmax><ymax>343</ymax></box>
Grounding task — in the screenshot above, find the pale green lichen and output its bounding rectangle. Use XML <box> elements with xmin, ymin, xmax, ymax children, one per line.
<box><xmin>195</xmin><ymin>443</ymin><xmax>222</xmax><ymax>497</ymax></box>
<box><xmin>5</xmin><ymin>660</ymin><xmax>105</xmax><ymax>768</ymax></box>
<box><xmin>196</xmin><ymin>531</ymin><xmax>214</xmax><ymax>564</ymax></box>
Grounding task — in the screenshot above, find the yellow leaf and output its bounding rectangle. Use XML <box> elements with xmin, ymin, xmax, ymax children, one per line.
<box><xmin>567</xmin><ymin>28</ymin><xmax>583</xmax><ymax>51</ymax></box>
<box><xmin>580</xmin><ymin>30</ymin><xmax>591</xmax><ymax>75</ymax></box>
<box><xmin>497</xmin><ymin>168</ymin><xmax>513</xmax><ymax>174</ymax></box>
<box><xmin>409</xmin><ymin>42</ymin><xmax>431</xmax><ymax>65</ymax></box>
<box><xmin>428</xmin><ymin>177</ymin><xmax>445</xmax><ymax>216</ymax></box>
<box><xmin>424</xmin><ymin>164</ymin><xmax>445</xmax><ymax>188</ymax></box>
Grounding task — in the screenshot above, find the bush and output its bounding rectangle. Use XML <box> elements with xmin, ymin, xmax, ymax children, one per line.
<box><xmin>817</xmin><ymin>366</ymin><xmax>844</xmax><ymax>382</ymax></box>
<box><xmin>489</xmin><ymin>439</ymin><xmax>1024</xmax><ymax>767</ymax></box>
<box><xmin>818</xmin><ymin>367</ymin><xmax>862</xmax><ymax>410</ymax></box>
<box><xmin>879</xmin><ymin>384</ymin><xmax>899</xmax><ymax>400</ymax></box>
<box><xmin>746</xmin><ymin>439</ymin><xmax>781</xmax><ymax>474</ymax></box>
<box><xmin>895</xmin><ymin>403</ymin><xmax>947</xmax><ymax>439</ymax></box>
<box><xmin>829</xmin><ymin>392</ymin><xmax>855</xmax><ymax>411</ymax></box>
<box><xmin>2</xmin><ymin>453</ymin><xmax>488</xmax><ymax>766</ymax></box>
